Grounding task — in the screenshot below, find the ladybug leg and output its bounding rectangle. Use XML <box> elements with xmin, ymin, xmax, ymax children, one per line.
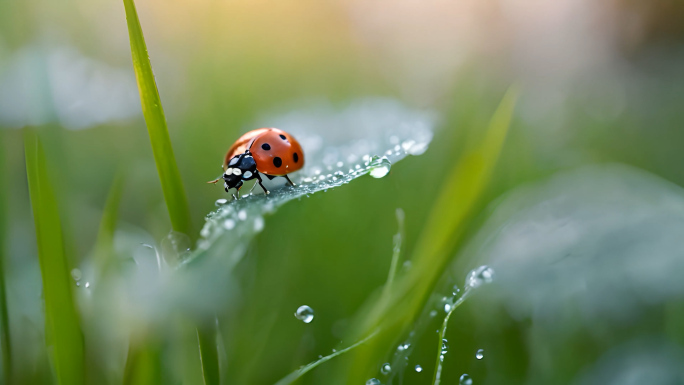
<box><xmin>207</xmin><ymin>177</ymin><xmax>221</xmax><ymax>184</ymax></box>
<box><xmin>230</xmin><ymin>180</ymin><xmax>244</xmax><ymax>200</ymax></box>
<box><xmin>283</xmin><ymin>175</ymin><xmax>296</xmax><ymax>187</ymax></box>
<box><xmin>255</xmin><ymin>174</ymin><xmax>270</xmax><ymax>195</ymax></box>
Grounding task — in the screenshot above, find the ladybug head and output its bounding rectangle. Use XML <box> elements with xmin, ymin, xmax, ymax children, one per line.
<box><xmin>223</xmin><ymin>151</ymin><xmax>258</xmax><ymax>190</ymax></box>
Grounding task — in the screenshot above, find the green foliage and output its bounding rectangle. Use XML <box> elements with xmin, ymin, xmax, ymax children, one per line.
<box><xmin>24</xmin><ymin>131</ymin><xmax>85</xmax><ymax>385</ymax></box>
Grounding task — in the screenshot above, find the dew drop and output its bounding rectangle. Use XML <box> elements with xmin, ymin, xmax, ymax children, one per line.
<box><xmin>444</xmin><ymin>303</ymin><xmax>452</xmax><ymax>312</ymax></box>
<box><xmin>476</xmin><ymin>349</ymin><xmax>484</xmax><ymax>360</ymax></box>
<box><xmin>336</xmin><ymin>161</ymin><xmax>344</xmax><ymax>168</ymax></box>
<box><xmin>402</xmin><ymin>260</ymin><xmax>412</xmax><ymax>271</ymax></box>
<box><xmin>366</xmin><ymin>379</ymin><xmax>381</xmax><ymax>385</ymax></box>
<box><xmin>414</xmin><ymin>365</ymin><xmax>422</xmax><ymax>373</ymax></box>
<box><xmin>238</xmin><ymin>210</ymin><xmax>247</xmax><ymax>221</ymax></box>
<box><xmin>76</xmin><ymin>282</ymin><xmax>80</xmax><ymax>287</ymax></box>
<box><xmin>441</xmin><ymin>339</ymin><xmax>448</xmax><ymax>354</ymax></box>
<box><xmin>85</xmin><ymin>282</ymin><xmax>90</xmax><ymax>288</ymax></box>
<box><xmin>459</xmin><ymin>373</ymin><xmax>473</xmax><ymax>385</ymax></box>
<box><xmin>465</xmin><ymin>265</ymin><xmax>495</xmax><ymax>289</ymax></box>
<box><xmin>71</xmin><ymin>268</ymin><xmax>82</xmax><ymax>281</ymax></box>
<box><xmin>223</xmin><ymin>219</ymin><xmax>235</xmax><ymax>230</ymax></box>
<box><xmin>369</xmin><ymin>156</ymin><xmax>392</xmax><ymax>178</ymax></box>
<box><xmin>215</xmin><ymin>198</ymin><xmax>228</xmax><ymax>206</ymax></box>
<box><xmin>294</xmin><ymin>305</ymin><xmax>314</xmax><ymax>323</ymax></box>
<box><xmin>254</xmin><ymin>217</ymin><xmax>264</xmax><ymax>232</ymax></box>
<box><xmin>429</xmin><ymin>310</ymin><xmax>438</xmax><ymax>317</ymax></box>
<box><xmin>380</xmin><ymin>363</ymin><xmax>391</xmax><ymax>375</ymax></box>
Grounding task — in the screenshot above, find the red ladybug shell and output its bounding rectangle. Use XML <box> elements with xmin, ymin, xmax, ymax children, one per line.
<box><xmin>223</xmin><ymin>128</ymin><xmax>304</xmax><ymax>176</ymax></box>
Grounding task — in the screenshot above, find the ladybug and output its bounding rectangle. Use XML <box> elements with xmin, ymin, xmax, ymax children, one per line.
<box><xmin>209</xmin><ymin>128</ymin><xmax>304</xmax><ymax>198</ymax></box>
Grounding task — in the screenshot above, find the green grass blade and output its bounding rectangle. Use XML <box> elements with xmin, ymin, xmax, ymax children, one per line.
<box><xmin>197</xmin><ymin>325</ymin><xmax>220</xmax><ymax>385</ymax></box>
<box><xmin>274</xmin><ymin>329</ymin><xmax>380</xmax><ymax>385</ymax></box>
<box><xmin>432</xmin><ymin>287</ymin><xmax>473</xmax><ymax>385</ymax></box>
<box><xmin>93</xmin><ymin>170</ymin><xmax>125</xmax><ymax>271</ymax></box>
<box><xmin>24</xmin><ymin>130</ymin><xmax>85</xmax><ymax>385</ymax></box>
<box><xmin>122</xmin><ymin>1</ymin><xmax>219</xmax><ymax>383</ymax></box>
<box><xmin>0</xmin><ymin>139</ymin><xmax>12</xmax><ymax>384</ymax></box>
<box><xmin>123</xmin><ymin>339</ymin><xmax>161</xmax><ymax>385</ymax></box>
<box><xmin>123</xmin><ymin>0</ymin><xmax>192</xmax><ymax>237</ymax></box>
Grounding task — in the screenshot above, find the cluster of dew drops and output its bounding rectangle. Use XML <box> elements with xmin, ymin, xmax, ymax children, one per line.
<box><xmin>366</xmin><ymin>265</ymin><xmax>495</xmax><ymax>385</ymax></box>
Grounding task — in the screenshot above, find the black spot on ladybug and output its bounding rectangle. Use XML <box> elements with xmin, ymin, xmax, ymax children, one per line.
<box><xmin>273</xmin><ymin>157</ymin><xmax>282</xmax><ymax>168</ymax></box>
<box><xmin>279</xmin><ymin>134</ymin><xmax>287</xmax><ymax>140</ymax></box>
<box><xmin>293</xmin><ymin>152</ymin><xmax>299</xmax><ymax>163</ymax></box>
<box><xmin>261</xmin><ymin>143</ymin><xmax>271</xmax><ymax>151</ymax></box>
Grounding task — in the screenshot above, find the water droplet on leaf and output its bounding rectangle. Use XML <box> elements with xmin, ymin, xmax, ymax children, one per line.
<box><xmin>294</xmin><ymin>305</ymin><xmax>314</xmax><ymax>323</ymax></box>
<box><xmin>366</xmin><ymin>379</ymin><xmax>381</xmax><ymax>385</ymax></box>
<box><xmin>459</xmin><ymin>373</ymin><xmax>473</xmax><ymax>385</ymax></box>
<box><xmin>380</xmin><ymin>363</ymin><xmax>391</xmax><ymax>375</ymax></box>
<box><xmin>465</xmin><ymin>265</ymin><xmax>495</xmax><ymax>289</ymax></box>
<box><xmin>441</xmin><ymin>339</ymin><xmax>448</xmax><ymax>354</ymax></box>
<box><xmin>71</xmin><ymin>268</ymin><xmax>82</xmax><ymax>281</ymax></box>
<box><xmin>476</xmin><ymin>349</ymin><xmax>484</xmax><ymax>360</ymax></box>
<box><xmin>369</xmin><ymin>156</ymin><xmax>391</xmax><ymax>178</ymax></box>
<box><xmin>414</xmin><ymin>365</ymin><xmax>422</xmax><ymax>373</ymax></box>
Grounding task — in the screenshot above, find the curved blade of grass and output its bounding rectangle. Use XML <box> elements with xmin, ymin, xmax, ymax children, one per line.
<box><xmin>432</xmin><ymin>287</ymin><xmax>473</xmax><ymax>385</ymax></box>
<box><xmin>24</xmin><ymin>130</ymin><xmax>85</xmax><ymax>385</ymax></box>
<box><xmin>274</xmin><ymin>329</ymin><xmax>380</xmax><ymax>385</ymax></box>
<box><xmin>0</xmin><ymin>139</ymin><xmax>12</xmax><ymax>384</ymax></box>
<box><xmin>346</xmin><ymin>86</ymin><xmax>519</xmax><ymax>382</ymax></box>
<box><xmin>123</xmin><ymin>0</ymin><xmax>192</xmax><ymax>238</ymax></box>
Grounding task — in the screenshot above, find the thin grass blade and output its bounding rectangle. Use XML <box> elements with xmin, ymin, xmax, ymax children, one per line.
<box><xmin>123</xmin><ymin>0</ymin><xmax>192</xmax><ymax>237</ymax></box>
<box><xmin>0</xmin><ymin>139</ymin><xmax>12</xmax><ymax>384</ymax></box>
<box><xmin>122</xmin><ymin>1</ymin><xmax>220</xmax><ymax>383</ymax></box>
<box><xmin>24</xmin><ymin>130</ymin><xmax>85</xmax><ymax>385</ymax></box>
<box><xmin>197</xmin><ymin>325</ymin><xmax>220</xmax><ymax>385</ymax></box>
<box><xmin>93</xmin><ymin>170</ymin><xmax>125</xmax><ymax>274</ymax></box>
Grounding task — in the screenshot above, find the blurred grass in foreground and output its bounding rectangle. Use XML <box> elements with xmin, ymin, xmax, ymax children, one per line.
<box><xmin>24</xmin><ymin>131</ymin><xmax>85</xmax><ymax>385</ymax></box>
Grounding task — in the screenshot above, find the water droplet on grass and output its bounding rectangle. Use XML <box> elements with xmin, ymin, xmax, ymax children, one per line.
<box><xmin>215</xmin><ymin>198</ymin><xmax>228</xmax><ymax>206</ymax></box>
<box><xmin>237</xmin><ymin>210</ymin><xmax>247</xmax><ymax>221</ymax></box>
<box><xmin>414</xmin><ymin>365</ymin><xmax>422</xmax><ymax>373</ymax></box>
<box><xmin>223</xmin><ymin>219</ymin><xmax>235</xmax><ymax>230</ymax></box>
<box><xmin>429</xmin><ymin>310</ymin><xmax>438</xmax><ymax>317</ymax></box>
<box><xmin>476</xmin><ymin>349</ymin><xmax>484</xmax><ymax>360</ymax></box>
<box><xmin>294</xmin><ymin>305</ymin><xmax>314</xmax><ymax>323</ymax></box>
<box><xmin>459</xmin><ymin>373</ymin><xmax>473</xmax><ymax>385</ymax></box>
<box><xmin>441</xmin><ymin>339</ymin><xmax>448</xmax><ymax>354</ymax></box>
<box><xmin>465</xmin><ymin>265</ymin><xmax>495</xmax><ymax>289</ymax></box>
<box><xmin>71</xmin><ymin>268</ymin><xmax>82</xmax><ymax>281</ymax></box>
<box><xmin>85</xmin><ymin>282</ymin><xmax>90</xmax><ymax>288</ymax></box>
<box><xmin>369</xmin><ymin>156</ymin><xmax>391</xmax><ymax>178</ymax></box>
<box><xmin>380</xmin><ymin>363</ymin><xmax>391</xmax><ymax>375</ymax></box>
<box><xmin>253</xmin><ymin>216</ymin><xmax>264</xmax><ymax>232</ymax></box>
<box><xmin>366</xmin><ymin>379</ymin><xmax>381</xmax><ymax>385</ymax></box>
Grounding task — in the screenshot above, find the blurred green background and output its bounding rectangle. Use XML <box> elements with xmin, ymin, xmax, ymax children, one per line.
<box><xmin>2</xmin><ymin>0</ymin><xmax>684</xmax><ymax>384</ymax></box>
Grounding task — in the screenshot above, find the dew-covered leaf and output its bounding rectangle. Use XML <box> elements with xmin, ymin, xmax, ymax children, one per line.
<box><xmin>461</xmin><ymin>164</ymin><xmax>684</xmax><ymax>325</ymax></box>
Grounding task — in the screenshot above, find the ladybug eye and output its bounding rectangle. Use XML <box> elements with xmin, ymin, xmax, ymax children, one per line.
<box><xmin>279</xmin><ymin>134</ymin><xmax>287</xmax><ymax>140</ymax></box>
<box><xmin>261</xmin><ymin>143</ymin><xmax>271</xmax><ymax>151</ymax></box>
<box><xmin>293</xmin><ymin>152</ymin><xmax>299</xmax><ymax>163</ymax></box>
<box><xmin>273</xmin><ymin>157</ymin><xmax>282</xmax><ymax>168</ymax></box>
